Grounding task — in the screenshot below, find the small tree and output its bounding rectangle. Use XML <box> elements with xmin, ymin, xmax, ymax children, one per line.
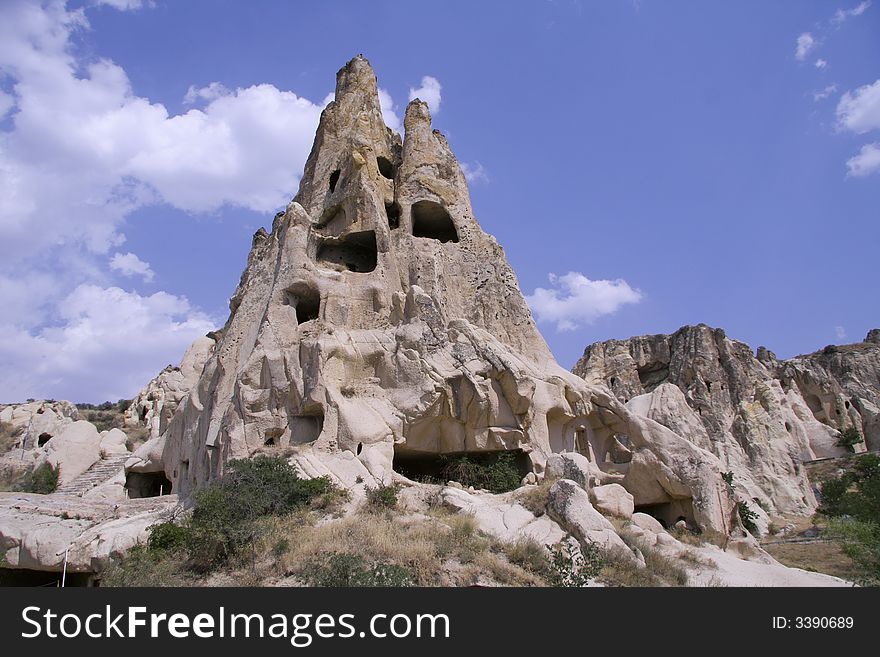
<box><xmin>837</xmin><ymin>427</ymin><xmax>863</xmax><ymax>453</ymax></box>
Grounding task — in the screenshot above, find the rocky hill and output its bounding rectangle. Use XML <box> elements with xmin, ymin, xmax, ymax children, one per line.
<box><xmin>573</xmin><ymin>324</ymin><xmax>879</xmax><ymax>527</ymax></box>
<box><xmin>0</xmin><ymin>57</ymin><xmax>869</xmax><ymax>588</ymax></box>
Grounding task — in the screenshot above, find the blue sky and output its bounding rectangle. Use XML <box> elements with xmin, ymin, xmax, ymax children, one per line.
<box><xmin>0</xmin><ymin>0</ymin><xmax>878</xmax><ymax>403</ymax></box>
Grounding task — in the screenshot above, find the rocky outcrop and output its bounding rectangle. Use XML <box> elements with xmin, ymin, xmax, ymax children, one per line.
<box><xmin>124</xmin><ymin>57</ymin><xmax>735</xmax><ymax>539</ymax></box>
<box><xmin>573</xmin><ymin>325</ymin><xmax>880</xmax><ymax>516</ymax></box>
<box><xmin>0</xmin><ymin>400</ymin><xmax>79</xmax><ymax>452</ymax></box>
<box><xmin>125</xmin><ymin>335</ymin><xmax>216</xmax><ymax>441</ymax></box>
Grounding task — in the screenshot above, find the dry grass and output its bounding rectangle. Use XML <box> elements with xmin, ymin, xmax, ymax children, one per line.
<box><xmin>599</xmin><ymin>530</ymin><xmax>690</xmax><ymax>587</ymax></box>
<box><xmin>763</xmin><ymin>539</ymin><xmax>859</xmax><ymax>582</ymax></box>
<box><xmin>514</xmin><ymin>476</ymin><xmax>556</xmax><ymax>516</ymax></box>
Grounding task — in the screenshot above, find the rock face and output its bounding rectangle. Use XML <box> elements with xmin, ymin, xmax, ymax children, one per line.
<box><xmin>125</xmin><ymin>335</ymin><xmax>216</xmax><ymax>441</ymax></box>
<box><xmin>573</xmin><ymin>324</ymin><xmax>880</xmax><ymax>516</ymax></box>
<box><xmin>0</xmin><ymin>400</ymin><xmax>79</xmax><ymax>451</ymax></box>
<box><xmin>131</xmin><ymin>56</ymin><xmax>733</xmax><ymax>537</ymax></box>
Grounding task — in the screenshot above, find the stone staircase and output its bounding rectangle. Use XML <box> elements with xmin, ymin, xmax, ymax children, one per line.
<box><xmin>55</xmin><ymin>455</ymin><xmax>129</xmax><ymax>496</ymax></box>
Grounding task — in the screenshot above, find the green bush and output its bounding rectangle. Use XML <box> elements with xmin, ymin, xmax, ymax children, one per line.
<box><xmin>546</xmin><ymin>540</ymin><xmax>602</xmax><ymax>587</ymax></box>
<box><xmin>819</xmin><ymin>454</ymin><xmax>880</xmax><ymax>584</ymax></box>
<box><xmin>147</xmin><ymin>521</ymin><xmax>189</xmax><ymax>554</ymax></box>
<box><xmin>837</xmin><ymin>427</ymin><xmax>864</xmax><ymax>453</ymax></box>
<box><xmin>365</xmin><ymin>483</ymin><xmax>400</xmax><ymax>510</ymax></box>
<box><xmin>18</xmin><ymin>463</ymin><xmax>59</xmax><ymax>494</ymax></box>
<box><xmin>185</xmin><ymin>457</ymin><xmax>334</xmax><ymax>571</ymax></box>
<box><xmin>437</xmin><ymin>451</ymin><xmax>522</xmax><ymax>493</ymax></box>
<box><xmin>304</xmin><ymin>552</ymin><xmax>414</xmax><ymax>587</ymax></box>
<box><xmin>737</xmin><ymin>501</ymin><xmax>759</xmax><ymax>534</ymax></box>
<box><xmin>721</xmin><ymin>471</ymin><xmax>734</xmax><ymax>488</ymax></box>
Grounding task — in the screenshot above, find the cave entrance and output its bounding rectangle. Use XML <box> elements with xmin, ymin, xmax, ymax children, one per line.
<box><xmin>411</xmin><ymin>200</ymin><xmax>459</xmax><ymax>243</ymax></box>
<box><xmin>285</xmin><ymin>284</ymin><xmax>321</xmax><ymax>325</ymax></box>
<box><xmin>385</xmin><ymin>201</ymin><xmax>400</xmax><ymax>229</ymax></box>
<box><xmin>316</xmin><ymin>230</ymin><xmax>378</xmax><ymax>273</ymax></box>
<box><xmin>125</xmin><ymin>471</ymin><xmax>173</xmax><ymax>499</ymax></box>
<box><xmin>636</xmin><ymin>362</ymin><xmax>669</xmax><ymax>392</ymax></box>
<box><xmin>291</xmin><ymin>412</ymin><xmax>323</xmax><ymax>445</ymax></box>
<box><xmin>37</xmin><ymin>433</ymin><xmax>52</xmax><ymax>447</ymax></box>
<box><xmin>392</xmin><ymin>447</ymin><xmax>530</xmax><ymax>487</ymax></box>
<box><xmin>634</xmin><ymin>499</ymin><xmax>695</xmax><ymax>529</ymax></box>
<box><xmin>329</xmin><ymin>169</ymin><xmax>341</xmax><ymax>192</ymax></box>
<box><xmin>0</xmin><ymin>568</ymin><xmax>96</xmax><ymax>587</ymax></box>
<box><xmin>377</xmin><ymin>156</ymin><xmax>395</xmax><ymax>180</ymax></box>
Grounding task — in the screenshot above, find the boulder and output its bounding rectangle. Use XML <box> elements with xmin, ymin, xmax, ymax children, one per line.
<box><xmin>39</xmin><ymin>421</ymin><xmax>101</xmax><ymax>485</ymax></box>
<box><xmin>546</xmin><ymin>479</ymin><xmax>632</xmax><ymax>556</ymax></box>
<box><xmin>589</xmin><ymin>483</ymin><xmax>634</xmax><ymax>519</ymax></box>
<box><xmin>99</xmin><ymin>428</ymin><xmax>129</xmax><ymax>457</ymax></box>
<box><xmin>631</xmin><ymin>512</ymin><xmax>665</xmax><ymax>534</ymax></box>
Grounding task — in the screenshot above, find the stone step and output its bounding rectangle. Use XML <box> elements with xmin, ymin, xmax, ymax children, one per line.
<box><xmin>55</xmin><ymin>455</ymin><xmax>129</xmax><ymax>496</ymax></box>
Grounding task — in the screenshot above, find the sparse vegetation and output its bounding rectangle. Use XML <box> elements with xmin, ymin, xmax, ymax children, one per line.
<box><xmin>836</xmin><ymin>427</ymin><xmax>864</xmax><ymax>453</ymax></box>
<box><xmin>427</xmin><ymin>451</ymin><xmax>523</xmax><ymax>493</ymax></box>
<box><xmin>721</xmin><ymin>471</ymin><xmax>734</xmax><ymax>487</ymax></box>
<box><xmin>546</xmin><ymin>540</ymin><xmax>602</xmax><ymax>587</ymax></box>
<box><xmin>0</xmin><ymin>421</ymin><xmax>23</xmax><ymax>455</ymax></box>
<box><xmin>304</xmin><ymin>552</ymin><xmax>415</xmax><ymax>587</ymax></box>
<box><xmin>364</xmin><ymin>482</ymin><xmax>400</xmax><ymax>511</ymax></box>
<box><xmin>737</xmin><ymin>501</ymin><xmax>759</xmax><ymax>534</ymax></box>
<box><xmin>817</xmin><ymin>453</ymin><xmax>880</xmax><ymax>585</ymax></box>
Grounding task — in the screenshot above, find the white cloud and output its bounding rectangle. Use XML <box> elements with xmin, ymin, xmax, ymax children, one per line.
<box><xmin>377</xmin><ymin>88</ymin><xmax>402</xmax><ymax>132</ymax></box>
<box><xmin>833</xmin><ymin>1</ymin><xmax>872</xmax><ymax>24</ymax></box>
<box><xmin>0</xmin><ymin>0</ymin><xmax>333</xmax><ymax>401</ymax></box>
<box><xmin>795</xmin><ymin>33</ymin><xmax>817</xmax><ymax>61</ymax></box>
<box><xmin>460</xmin><ymin>161</ymin><xmax>489</xmax><ymax>184</ymax></box>
<box><xmin>845</xmin><ymin>142</ymin><xmax>880</xmax><ymax>176</ymax></box>
<box><xmin>525</xmin><ymin>272</ymin><xmax>643</xmax><ymax>332</ymax></box>
<box><xmin>813</xmin><ymin>84</ymin><xmax>838</xmax><ymax>101</ymax></box>
<box><xmin>836</xmin><ymin>79</ymin><xmax>880</xmax><ymax>133</ymax></box>
<box><xmin>93</xmin><ymin>0</ymin><xmax>153</xmax><ymax>9</ymax></box>
<box><xmin>183</xmin><ymin>81</ymin><xmax>230</xmax><ymax>105</ymax></box>
<box><xmin>835</xmin><ymin>325</ymin><xmax>847</xmax><ymax>340</ymax></box>
<box><xmin>110</xmin><ymin>251</ymin><xmax>154</xmax><ymax>282</ymax></box>
<box><xmin>815</xmin><ymin>58</ymin><xmax>828</xmax><ymax>69</ymax></box>
<box><xmin>0</xmin><ymin>285</ymin><xmax>216</xmax><ymax>402</ymax></box>
<box><xmin>408</xmin><ymin>76</ymin><xmax>442</xmax><ymax>114</ymax></box>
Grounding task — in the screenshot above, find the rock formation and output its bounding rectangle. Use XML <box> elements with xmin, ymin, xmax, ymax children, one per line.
<box><xmin>125</xmin><ymin>56</ymin><xmax>734</xmax><ymax>538</ymax></box>
<box><xmin>125</xmin><ymin>335</ymin><xmax>217</xmax><ymax>442</ymax></box>
<box><xmin>573</xmin><ymin>324</ymin><xmax>880</xmax><ymax>517</ymax></box>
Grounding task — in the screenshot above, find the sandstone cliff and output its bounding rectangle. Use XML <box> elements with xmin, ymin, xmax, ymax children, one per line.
<box><xmin>573</xmin><ymin>325</ymin><xmax>880</xmax><ymax>517</ymax></box>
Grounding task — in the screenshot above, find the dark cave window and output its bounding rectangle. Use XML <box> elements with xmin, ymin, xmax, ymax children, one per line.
<box><xmin>329</xmin><ymin>169</ymin><xmax>341</xmax><ymax>192</ymax></box>
<box><xmin>285</xmin><ymin>284</ymin><xmax>321</xmax><ymax>324</ymax></box>
<box><xmin>316</xmin><ymin>230</ymin><xmax>378</xmax><ymax>273</ymax></box>
<box><xmin>385</xmin><ymin>201</ymin><xmax>401</xmax><ymax>229</ymax></box>
<box><xmin>411</xmin><ymin>200</ymin><xmax>459</xmax><ymax>243</ymax></box>
<box><xmin>377</xmin><ymin>156</ymin><xmax>395</xmax><ymax>179</ymax></box>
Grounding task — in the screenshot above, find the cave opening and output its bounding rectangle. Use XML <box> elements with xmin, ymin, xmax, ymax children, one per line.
<box><xmin>37</xmin><ymin>433</ymin><xmax>52</xmax><ymax>447</ymax></box>
<box><xmin>377</xmin><ymin>156</ymin><xmax>395</xmax><ymax>180</ymax></box>
<box><xmin>316</xmin><ymin>230</ymin><xmax>378</xmax><ymax>273</ymax></box>
<box><xmin>285</xmin><ymin>284</ymin><xmax>321</xmax><ymax>325</ymax></box>
<box><xmin>411</xmin><ymin>200</ymin><xmax>459</xmax><ymax>243</ymax></box>
<box><xmin>329</xmin><ymin>169</ymin><xmax>341</xmax><ymax>192</ymax></box>
<box><xmin>392</xmin><ymin>447</ymin><xmax>530</xmax><ymax>486</ymax></box>
<box><xmin>636</xmin><ymin>362</ymin><xmax>670</xmax><ymax>392</ymax></box>
<box><xmin>634</xmin><ymin>499</ymin><xmax>695</xmax><ymax>529</ymax></box>
<box><xmin>125</xmin><ymin>471</ymin><xmax>173</xmax><ymax>499</ymax></box>
<box><xmin>385</xmin><ymin>201</ymin><xmax>400</xmax><ymax>229</ymax></box>
<box><xmin>0</xmin><ymin>568</ymin><xmax>96</xmax><ymax>587</ymax></box>
<box><xmin>291</xmin><ymin>412</ymin><xmax>324</xmax><ymax>445</ymax></box>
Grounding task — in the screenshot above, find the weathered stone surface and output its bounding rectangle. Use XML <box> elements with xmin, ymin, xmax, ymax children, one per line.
<box><xmin>546</xmin><ymin>479</ymin><xmax>632</xmax><ymax>554</ymax></box>
<box><xmin>0</xmin><ymin>492</ymin><xmax>177</xmax><ymax>574</ymax></box>
<box><xmin>0</xmin><ymin>400</ymin><xmax>79</xmax><ymax>453</ymax></box>
<box><xmin>589</xmin><ymin>483</ymin><xmax>634</xmax><ymax>519</ymax></box>
<box><xmin>573</xmin><ymin>324</ymin><xmax>880</xmax><ymax>516</ymax></box>
<box><xmin>99</xmin><ymin>428</ymin><xmax>129</xmax><ymax>457</ymax></box>
<box><xmin>38</xmin><ymin>421</ymin><xmax>101</xmax><ymax>485</ymax></box>
<box><xmin>125</xmin><ymin>335</ymin><xmax>216</xmax><ymax>442</ymax></box>
<box><xmin>138</xmin><ymin>56</ymin><xmax>734</xmax><ymax>538</ymax></box>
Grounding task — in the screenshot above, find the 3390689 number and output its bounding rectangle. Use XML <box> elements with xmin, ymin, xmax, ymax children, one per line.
<box><xmin>795</xmin><ymin>617</ymin><xmax>854</xmax><ymax>629</ymax></box>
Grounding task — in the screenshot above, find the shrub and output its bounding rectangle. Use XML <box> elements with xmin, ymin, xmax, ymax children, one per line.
<box><xmin>819</xmin><ymin>453</ymin><xmax>880</xmax><ymax>522</ymax></box>
<box><xmin>837</xmin><ymin>427</ymin><xmax>864</xmax><ymax>453</ymax></box>
<box><xmin>438</xmin><ymin>451</ymin><xmax>522</xmax><ymax>493</ymax></box>
<box><xmin>184</xmin><ymin>456</ymin><xmax>336</xmax><ymax>571</ymax></box>
<box><xmin>147</xmin><ymin>521</ymin><xmax>189</xmax><ymax>554</ymax></box>
<box><xmin>721</xmin><ymin>471</ymin><xmax>734</xmax><ymax>488</ymax></box>
<box><xmin>365</xmin><ymin>483</ymin><xmax>400</xmax><ymax>510</ymax></box>
<box><xmin>737</xmin><ymin>501</ymin><xmax>759</xmax><ymax>534</ymax></box>
<box><xmin>18</xmin><ymin>463</ymin><xmax>59</xmax><ymax>494</ymax></box>
<box><xmin>826</xmin><ymin>517</ymin><xmax>880</xmax><ymax>586</ymax></box>
<box><xmin>546</xmin><ymin>540</ymin><xmax>602</xmax><ymax>587</ymax></box>
<box><xmin>304</xmin><ymin>552</ymin><xmax>414</xmax><ymax>587</ymax></box>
